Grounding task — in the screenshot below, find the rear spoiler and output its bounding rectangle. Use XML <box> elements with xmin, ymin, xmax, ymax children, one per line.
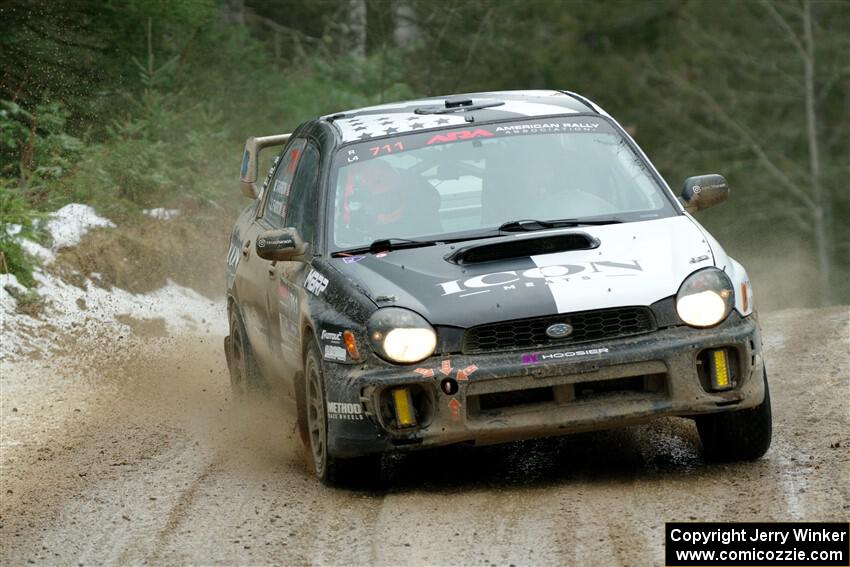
<box><xmin>239</xmin><ymin>133</ymin><xmax>291</xmax><ymax>198</ymax></box>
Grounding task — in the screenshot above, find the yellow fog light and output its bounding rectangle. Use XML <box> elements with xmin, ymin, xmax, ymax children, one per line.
<box><xmin>709</xmin><ymin>349</ymin><xmax>731</xmax><ymax>391</ymax></box>
<box><xmin>392</xmin><ymin>387</ymin><xmax>416</xmax><ymax>428</ymax></box>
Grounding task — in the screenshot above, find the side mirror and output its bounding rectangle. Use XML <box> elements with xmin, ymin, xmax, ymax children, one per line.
<box><xmin>255</xmin><ymin>228</ymin><xmax>309</xmax><ymax>262</ymax></box>
<box><xmin>240</xmin><ymin>133</ymin><xmax>292</xmax><ymax>198</ymax></box>
<box><xmin>680</xmin><ymin>174</ymin><xmax>729</xmax><ymax>213</ymax></box>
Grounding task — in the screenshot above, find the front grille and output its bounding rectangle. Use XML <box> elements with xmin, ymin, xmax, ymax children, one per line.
<box><xmin>462</xmin><ymin>306</ymin><xmax>656</xmax><ymax>354</ymax></box>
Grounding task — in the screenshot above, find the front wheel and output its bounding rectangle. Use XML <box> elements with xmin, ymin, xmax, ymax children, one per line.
<box><xmin>696</xmin><ymin>367</ymin><xmax>772</xmax><ymax>461</ymax></box>
<box><xmin>303</xmin><ymin>343</ymin><xmax>381</xmax><ymax>487</ymax></box>
<box><xmin>226</xmin><ymin>307</ymin><xmax>264</xmax><ymax>399</ymax></box>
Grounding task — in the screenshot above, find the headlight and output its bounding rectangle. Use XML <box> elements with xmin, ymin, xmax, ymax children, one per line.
<box><xmin>368</xmin><ymin>308</ymin><xmax>437</xmax><ymax>364</ymax></box>
<box><xmin>676</xmin><ymin>268</ymin><xmax>734</xmax><ymax>327</ymax></box>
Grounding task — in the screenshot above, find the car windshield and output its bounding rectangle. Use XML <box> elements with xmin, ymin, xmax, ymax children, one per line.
<box><xmin>329</xmin><ymin>116</ymin><xmax>676</xmax><ymax>251</ymax></box>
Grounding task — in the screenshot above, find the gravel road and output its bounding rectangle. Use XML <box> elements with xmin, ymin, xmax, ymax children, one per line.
<box><xmin>1</xmin><ymin>306</ymin><xmax>847</xmax><ymax>566</ymax></box>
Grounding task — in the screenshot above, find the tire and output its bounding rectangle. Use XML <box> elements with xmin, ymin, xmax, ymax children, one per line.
<box><xmin>696</xmin><ymin>367</ymin><xmax>772</xmax><ymax>461</ymax></box>
<box><xmin>303</xmin><ymin>342</ymin><xmax>381</xmax><ymax>487</ymax></box>
<box><xmin>226</xmin><ymin>307</ymin><xmax>264</xmax><ymax>399</ymax></box>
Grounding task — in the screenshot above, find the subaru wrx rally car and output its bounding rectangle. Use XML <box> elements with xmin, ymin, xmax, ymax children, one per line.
<box><xmin>225</xmin><ymin>90</ymin><xmax>771</xmax><ymax>485</ymax></box>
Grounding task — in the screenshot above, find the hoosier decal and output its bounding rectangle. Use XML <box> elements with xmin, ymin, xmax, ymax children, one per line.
<box><xmin>522</xmin><ymin>347</ymin><xmax>610</xmax><ymax>365</ymax></box>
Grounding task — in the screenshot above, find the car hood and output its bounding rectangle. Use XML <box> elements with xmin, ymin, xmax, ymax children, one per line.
<box><xmin>328</xmin><ymin>216</ymin><xmax>713</xmax><ymax>328</ymax></box>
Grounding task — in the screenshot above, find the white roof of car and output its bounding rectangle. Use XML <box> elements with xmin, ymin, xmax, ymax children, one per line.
<box><xmin>324</xmin><ymin>89</ymin><xmax>599</xmax><ymax>143</ymax></box>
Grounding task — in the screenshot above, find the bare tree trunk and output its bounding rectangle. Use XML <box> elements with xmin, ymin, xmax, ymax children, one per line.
<box><xmin>349</xmin><ymin>0</ymin><xmax>367</xmax><ymax>58</ymax></box>
<box><xmin>393</xmin><ymin>1</ymin><xmax>418</xmax><ymax>45</ymax></box>
<box><xmin>802</xmin><ymin>0</ymin><xmax>833</xmax><ymax>305</ymax></box>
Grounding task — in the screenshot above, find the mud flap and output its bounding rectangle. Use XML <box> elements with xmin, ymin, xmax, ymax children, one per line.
<box><xmin>323</xmin><ymin>372</ymin><xmax>388</xmax><ymax>458</ymax></box>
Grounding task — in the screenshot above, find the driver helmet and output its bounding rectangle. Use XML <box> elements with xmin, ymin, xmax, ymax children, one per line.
<box><xmin>345</xmin><ymin>159</ymin><xmax>405</xmax><ymax>227</ymax></box>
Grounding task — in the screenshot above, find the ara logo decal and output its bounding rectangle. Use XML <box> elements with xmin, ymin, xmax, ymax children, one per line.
<box><xmin>437</xmin><ymin>260</ymin><xmax>643</xmax><ymax>297</ymax></box>
<box><xmin>426</xmin><ymin>128</ymin><xmax>494</xmax><ymax>145</ymax></box>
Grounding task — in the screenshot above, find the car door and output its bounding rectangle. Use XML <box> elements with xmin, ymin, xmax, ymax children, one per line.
<box><xmin>265</xmin><ymin>139</ymin><xmax>321</xmax><ymax>385</ymax></box>
<box><xmin>235</xmin><ymin>137</ymin><xmax>307</xmax><ymax>376</ymax></box>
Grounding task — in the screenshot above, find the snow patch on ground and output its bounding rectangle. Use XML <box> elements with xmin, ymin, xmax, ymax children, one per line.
<box><xmin>1</xmin><ymin>272</ymin><xmax>225</xmax><ymax>362</ymax></box>
<box><xmin>1</xmin><ymin>203</ymin><xmax>224</xmax><ymax>362</ymax></box>
<box><xmin>45</xmin><ymin>204</ymin><xmax>115</xmax><ymax>250</ymax></box>
<box><xmin>143</xmin><ymin>208</ymin><xmax>181</xmax><ymax>221</ymax></box>
<box><xmin>0</xmin><ymin>273</ymin><xmax>27</xmax><ymax>303</ymax></box>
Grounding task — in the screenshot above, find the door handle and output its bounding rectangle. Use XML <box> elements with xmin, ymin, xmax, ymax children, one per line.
<box><xmin>241</xmin><ymin>239</ymin><xmax>251</xmax><ymax>257</ymax></box>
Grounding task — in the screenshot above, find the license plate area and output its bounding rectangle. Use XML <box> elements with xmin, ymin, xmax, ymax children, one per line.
<box><xmin>466</xmin><ymin>361</ymin><xmax>668</xmax><ymax>419</ymax></box>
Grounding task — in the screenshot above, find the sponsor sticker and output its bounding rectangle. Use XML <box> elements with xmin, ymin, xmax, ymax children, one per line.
<box><xmin>494</xmin><ymin>121</ymin><xmax>600</xmax><ymax>134</ymax></box>
<box><xmin>225</xmin><ymin>227</ymin><xmax>242</xmax><ymax>288</ymax></box>
<box><xmin>327</xmin><ymin>401</ymin><xmax>363</xmax><ymax>421</ymax></box>
<box><xmin>448</xmin><ymin>398</ymin><xmax>462</xmax><ymax>420</ymax></box>
<box><xmin>523</xmin><ymin>347</ymin><xmax>610</xmax><ymax>364</ymax></box>
<box><xmin>440</xmin><ymin>359</ymin><xmax>453</xmax><ymax>376</ymax></box>
<box><xmin>324</xmin><ymin>344</ymin><xmax>347</xmax><ymax>362</ymax></box>
<box><xmin>305</xmin><ymin>269</ymin><xmax>329</xmax><ymax>296</ymax></box>
<box><xmin>321</xmin><ymin>329</ymin><xmax>342</xmax><ymax>343</ymax></box>
<box><xmin>521</xmin><ymin>353</ymin><xmax>541</xmax><ymax>365</ymax></box>
<box><xmin>342</xmin><ymin>255</ymin><xmax>365</xmax><ymax>264</ymax></box>
<box><xmin>456</xmin><ymin>364</ymin><xmax>478</xmax><ymax>381</ymax></box>
<box><xmin>426</xmin><ymin>128</ymin><xmax>494</xmax><ymax>145</ymax></box>
<box><xmin>437</xmin><ymin>260</ymin><xmax>643</xmax><ymax>298</ymax></box>
<box><xmin>320</xmin><ymin>326</ymin><xmax>347</xmax><ymax>362</ymax></box>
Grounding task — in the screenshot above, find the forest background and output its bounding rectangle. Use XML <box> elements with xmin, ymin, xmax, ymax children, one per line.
<box><xmin>1</xmin><ymin>0</ymin><xmax>847</xmax><ymax>308</ymax></box>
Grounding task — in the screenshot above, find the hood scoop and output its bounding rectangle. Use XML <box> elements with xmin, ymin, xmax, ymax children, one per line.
<box><xmin>446</xmin><ymin>232</ymin><xmax>599</xmax><ymax>265</ymax></box>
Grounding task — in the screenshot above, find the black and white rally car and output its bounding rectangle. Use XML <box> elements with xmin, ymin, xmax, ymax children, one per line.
<box><xmin>224</xmin><ymin>90</ymin><xmax>771</xmax><ymax>485</ymax></box>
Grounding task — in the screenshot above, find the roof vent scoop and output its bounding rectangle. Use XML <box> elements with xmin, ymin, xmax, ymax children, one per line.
<box><xmin>446</xmin><ymin>232</ymin><xmax>600</xmax><ymax>265</ymax></box>
<box><xmin>415</xmin><ymin>99</ymin><xmax>504</xmax><ymax>115</ymax></box>
<box><xmin>445</xmin><ymin>97</ymin><xmax>473</xmax><ymax>109</ymax></box>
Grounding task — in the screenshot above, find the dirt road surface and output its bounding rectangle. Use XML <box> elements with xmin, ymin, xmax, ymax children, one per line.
<box><xmin>2</xmin><ymin>306</ymin><xmax>848</xmax><ymax>566</ymax></box>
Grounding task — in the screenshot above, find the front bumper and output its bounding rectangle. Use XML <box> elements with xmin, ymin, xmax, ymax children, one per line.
<box><xmin>324</xmin><ymin>312</ymin><xmax>764</xmax><ymax>458</ymax></box>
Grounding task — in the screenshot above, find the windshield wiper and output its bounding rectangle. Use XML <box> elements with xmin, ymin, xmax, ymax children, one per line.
<box><xmin>332</xmin><ymin>238</ymin><xmax>436</xmax><ymax>257</ymax></box>
<box><xmin>497</xmin><ymin>218</ymin><xmax>623</xmax><ymax>232</ymax></box>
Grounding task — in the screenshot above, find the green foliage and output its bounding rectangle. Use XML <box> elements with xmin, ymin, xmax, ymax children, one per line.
<box><xmin>0</xmin><ymin>182</ymin><xmax>44</xmax><ymax>287</ymax></box>
<box><xmin>0</xmin><ymin>0</ymin><xmax>845</xmax><ymax>305</ymax></box>
<box><xmin>0</xmin><ymin>99</ymin><xmax>84</xmax><ymax>183</ymax></box>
